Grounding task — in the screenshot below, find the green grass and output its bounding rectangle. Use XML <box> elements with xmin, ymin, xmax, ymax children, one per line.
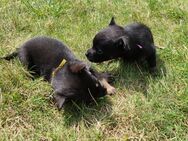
<box><xmin>0</xmin><ymin>0</ymin><xmax>188</xmax><ymax>140</ymax></box>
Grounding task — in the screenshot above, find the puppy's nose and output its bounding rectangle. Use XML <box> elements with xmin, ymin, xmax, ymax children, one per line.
<box><xmin>85</xmin><ymin>52</ymin><xmax>88</xmax><ymax>57</ymax></box>
<box><xmin>85</xmin><ymin>52</ymin><xmax>90</xmax><ymax>57</ymax></box>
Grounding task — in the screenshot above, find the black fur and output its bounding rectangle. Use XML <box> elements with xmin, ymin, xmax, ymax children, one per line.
<box><xmin>86</xmin><ymin>17</ymin><xmax>157</xmax><ymax>73</ymax></box>
<box><xmin>2</xmin><ymin>36</ymin><xmax>113</xmax><ymax>110</ymax></box>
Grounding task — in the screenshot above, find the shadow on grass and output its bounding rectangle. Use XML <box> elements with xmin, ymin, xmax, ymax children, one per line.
<box><xmin>111</xmin><ymin>55</ymin><xmax>166</xmax><ymax>96</ymax></box>
<box><xmin>62</xmin><ymin>97</ymin><xmax>113</xmax><ymax>127</ymax></box>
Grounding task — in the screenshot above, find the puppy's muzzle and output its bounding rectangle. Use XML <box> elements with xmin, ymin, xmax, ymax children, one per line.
<box><xmin>85</xmin><ymin>49</ymin><xmax>94</xmax><ymax>60</ymax></box>
<box><xmin>85</xmin><ymin>52</ymin><xmax>91</xmax><ymax>58</ymax></box>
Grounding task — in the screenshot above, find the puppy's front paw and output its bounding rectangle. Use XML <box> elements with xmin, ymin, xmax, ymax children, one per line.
<box><xmin>107</xmin><ymin>86</ymin><xmax>116</xmax><ymax>95</ymax></box>
<box><xmin>149</xmin><ymin>67</ymin><xmax>158</xmax><ymax>76</ymax></box>
<box><xmin>99</xmin><ymin>78</ymin><xmax>116</xmax><ymax>95</ymax></box>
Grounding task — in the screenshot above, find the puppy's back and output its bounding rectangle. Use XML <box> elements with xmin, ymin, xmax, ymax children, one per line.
<box><xmin>20</xmin><ymin>36</ymin><xmax>76</xmax><ymax>62</ymax></box>
<box><xmin>124</xmin><ymin>23</ymin><xmax>154</xmax><ymax>44</ymax></box>
<box><xmin>17</xmin><ymin>36</ymin><xmax>76</xmax><ymax>80</ymax></box>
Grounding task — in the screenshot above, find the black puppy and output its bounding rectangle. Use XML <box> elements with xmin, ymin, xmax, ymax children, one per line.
<box><xmin>2</xmin><ymin>36</ymin><xmax>115</xmax><ymax>110</ymax></box>
<box><xmin>86</xmin><ymin>17</ymin><xmax>157</xmax><ymax>73</ymax></box>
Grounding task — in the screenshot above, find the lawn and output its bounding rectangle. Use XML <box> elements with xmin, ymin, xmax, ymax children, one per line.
<box><xmin>0</xmin><ymin>0</ymin><xmax>188</xmax><ymax>140</ymax></box>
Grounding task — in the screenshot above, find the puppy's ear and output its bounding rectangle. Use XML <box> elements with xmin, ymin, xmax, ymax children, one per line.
<box><xmin>53</xmin><ymin>93</ymin><xmax>66</xmax><ymax>110</ymax></box>
<box><xmin>114</xmin><ymin>36</ymin><xmax>130</xmax><ymax>50</ymax></box>
<box><xmin>69</xmin><ymin>60</ymin><xmax>86</xmax><ymax>73</ymax></box>
<box><xmin>109</xmin><ymin>17</ymin><xmax>116</xmax><ymax>26</ymax></box>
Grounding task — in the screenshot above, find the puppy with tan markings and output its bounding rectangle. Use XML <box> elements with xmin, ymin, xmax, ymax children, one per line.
<box><xmin>2</xmin><ymin>36</ymin><xmax>115</xmax><ymax>110</ymax></box>
<box><xmin>86</xmin><ymin>17</ymin><xmax>157</xmax><ymax>73</ymax></box>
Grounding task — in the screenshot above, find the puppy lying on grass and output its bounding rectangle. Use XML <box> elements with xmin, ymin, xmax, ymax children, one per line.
<box><xmin>86</xmin><ymin>17</ymin><xmax>157</xmax><ymax>73</ymax></box>
<box><xmin>2</xmin><ymin>36</ymin><xmax>115</xmax><ymax>110</ymax></box>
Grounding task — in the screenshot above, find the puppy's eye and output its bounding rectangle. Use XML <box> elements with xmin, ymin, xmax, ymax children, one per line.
<box><xmin>97</xmin><ymin>49</ymin><xmax>103</xmax><ymax>54</ymax></box>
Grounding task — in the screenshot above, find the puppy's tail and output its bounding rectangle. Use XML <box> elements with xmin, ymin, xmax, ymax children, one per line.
<box><xmin>1</xmin><ymin>50</ymin><xmax>18</xmax><ymax>61</ymax></box>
